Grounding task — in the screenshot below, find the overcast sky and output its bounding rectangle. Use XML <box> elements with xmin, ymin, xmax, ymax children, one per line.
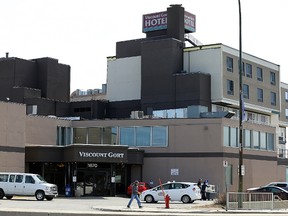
<box><xmin>1</xmin><ymin>0</ymin><xmax>287</xmax><ymax>92</ymax></box>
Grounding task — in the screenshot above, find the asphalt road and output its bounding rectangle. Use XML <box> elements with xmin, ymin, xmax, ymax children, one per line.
<box><xmin>0</xmin><ymin>196</ymin><xmax>287</xmax><ymax>216</ymax></box>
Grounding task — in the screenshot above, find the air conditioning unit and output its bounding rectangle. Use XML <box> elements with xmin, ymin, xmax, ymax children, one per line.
<box><xmin>130</xmin><ymin>111</ymin><xmax>144</xmax><ymax>119</ymax></box>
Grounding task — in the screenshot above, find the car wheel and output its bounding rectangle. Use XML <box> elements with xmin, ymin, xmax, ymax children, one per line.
<box><xmin>145</xmin><ymin>195</ymin><xmax>155</xmax><ymax>203</ymax></box>
<box><xmin>35</xmin><ymin>190</ymin><xmax>45</xmax><ymax>201</ymax></box>
<box><xmin>0</xmin><ymin>189</ymin><xmax>4</xmax><ymax>199</ymax></box>
<box><xmin>5</xmin><ymin>196</ymin><xmax>13</xmax><ymax>199</ymax></box>
<box><xmin>181</xmin><ymin>195</ymin><xmax>191</xmax><ymax>203</ymax></box>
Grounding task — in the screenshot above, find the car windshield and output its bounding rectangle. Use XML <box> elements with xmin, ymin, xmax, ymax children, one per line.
<box><xmin>35</xmin><ymin>174</ymin><xmax>47</xmax><ymax>182</ymax></box>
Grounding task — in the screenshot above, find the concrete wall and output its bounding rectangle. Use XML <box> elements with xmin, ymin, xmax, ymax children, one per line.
<box><xmin>0</xmin><ymin>102</ymin><xmax>26</xmax><ymax>172</ymax></box>
<box><xmin>183</xmin><ymin>46</ymin><xmax>222</xmax><ymax>102</ymax></box>
<box><xmin>25</xmin><ymin>115</ymin><xmax>72</xmax><ymax>146</ymax></box>
<box><xmin>106</xmin><ymin>56</ymin><xmax>141</xmax><ymax>102</ymax></box>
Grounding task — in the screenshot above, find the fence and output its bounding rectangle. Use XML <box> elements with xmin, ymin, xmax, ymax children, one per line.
<box><xmin>226</xmin><ymin>192</ymin><xmax>274</xmax><ymax>210</ymax></box>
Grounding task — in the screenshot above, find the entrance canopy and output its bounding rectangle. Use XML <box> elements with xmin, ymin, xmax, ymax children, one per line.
<box><xmin>25</xmin><ymin>144</ymin><xmax>144</xmax><ymax>165</ymax></box>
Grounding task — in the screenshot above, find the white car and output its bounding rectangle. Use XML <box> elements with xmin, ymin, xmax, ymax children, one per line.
<box><xmin>140</xmin><ymin>181</ymin><xmax>201</xmax><ymax>203</ymax></box>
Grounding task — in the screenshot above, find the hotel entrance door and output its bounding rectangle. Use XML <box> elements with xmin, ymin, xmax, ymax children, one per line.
<box><xmin>82</xmin><ymin>171</ymin><xmax>110</xmax><ymax>196</ymax></box>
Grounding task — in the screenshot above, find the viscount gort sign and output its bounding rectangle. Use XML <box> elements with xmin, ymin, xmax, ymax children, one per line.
<box><xmin>79</xmin><ymin>151</ymin><xmax>124</xmax><ymax>158</ymax></box>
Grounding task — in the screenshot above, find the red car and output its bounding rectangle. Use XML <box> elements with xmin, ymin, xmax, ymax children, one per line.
<box><xmin>127</xmin><ymin>182</ymin><xmax>150</xmax><ymax>196</ymax></box>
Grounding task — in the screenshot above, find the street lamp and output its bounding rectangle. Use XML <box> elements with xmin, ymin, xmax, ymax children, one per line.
<box><xmin>238</xmin><ymin>0</ymin><xmax>243</xmax><ymax>194</ymax></box>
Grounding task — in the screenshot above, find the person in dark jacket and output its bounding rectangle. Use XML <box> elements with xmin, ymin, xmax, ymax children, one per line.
<box><xmin>197</xmin><ymin>178</ymin><xmax>202</xmax><ymax>189</ymax></box>
<box><xmin>201</xmin><ymin>180</ymin><xmax>208</xmax><ymax>200</ymax></box>
<box><xmin>127</xmin><ymin>180</ymin><xmax>142</xmax><ymax>208</ymax></box>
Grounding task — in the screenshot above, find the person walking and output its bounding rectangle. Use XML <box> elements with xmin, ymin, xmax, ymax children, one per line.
<box><xmin>127</xmin><ymin>180</ymin><xmax>142</xmax><ymax>208</ymax></box>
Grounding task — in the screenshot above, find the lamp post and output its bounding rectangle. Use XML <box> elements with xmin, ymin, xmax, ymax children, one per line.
<box><xmin>238</xmin><ymin>0</ymin><xmax>244</xmax><ymax>208</ymax></box>
<box><xmin>238</xmin><ymin>0</ymin><xmax>243</xmax><ymax>193</ymax></box>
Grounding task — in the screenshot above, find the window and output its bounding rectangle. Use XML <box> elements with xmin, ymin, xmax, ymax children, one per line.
<box><xmin>224</xmin><ymin>126</ymin><xmax>274</xmax><ymax>152</ymax></box>
<box><xmin>88</xmin><ymin>127</ymin><xmax>101</xmax><ymax>144</ymax></box>
<box><xmin>285</xmin><ymin>92</ymin><xmax>288</xmax><ymax>101</ymax></box>
<box><xmin>252</xmin><ymin>131</ymin><xmax>260</xmax><ymax>149</ymax></box>
<box><xmin>58</xmin><ymin>126</ymin><xmax>117</xmax><ymax>146</ymax></box>
<box><xmin>244</xmin><ymin>129</ymin><xmax>251</xmax><ymax>148</ymax></box>
<box><xmin>120</xmin><ymin>127</ymin><xmax>134</xmax><ymax>146</ymax></box>
<box><xmin>0</xmin><ymin>174</ymin><xmax>8</xmax><ymax>182</ymax></box>
<box><xmin>15</xmin><ymin>175</ymin><xmax>23</xmax><ymax>183</ymax></box>
<box><xmin>257</xmin><ymin>67</ymin><xmax>263</xmax><ymax>81</ymax></box>
<box><xmin>260</xmin><ymin>115</ymin><xmax>268</xmax><ymax>124</ymax></box>
<box><xmin>270</xmin><ymin>71</ymin><xmax>276</xmax><ymax>85</ymax></box>
<box><xmin>246</xmin><ymin>63</ymin><xmax>252</xmax><ymax>78</ymax></box>
<box><xmin>227</xmin><ymin>56</ymin><xmax>233</xmax><ymax>72</ymax></box>
<box><xmin>257</xmin><ymin>88</ymin><xmax>263</xmax><ymax>102</ymax></box>
<box><xmin>230</xmin><ymin>127</ymin><xmax>238</xmax><ymax>147</ymax></box>
<box><xmin>286</xmin><ymin>109</ymin><xmax>288</xmax><ymax>118</ymax></box>
<box><xmin>247</xmin><ymin>112</ymin><xmax>256</xmax><ymax>122</ymax></box>
<box><xmin>103</xmin><ymin>127</ymin><xmax>114</xmax><ymax>144</ymax></box>
<box><xmin>152</xmin><ymin>126</ymin><xmax>167</xmax><ymax>147</ymax></box>
<box><xmin>119</xmin><ymin>126</ymin><xmax>168</xmax><ymax>147</ymax></box>
<box><xmin>73</xmin><ymin>128</ymin><xmax>87</xmax><ymax>144</ymax></box>
<box><xmin>270</xmin><ymin>92</ymin><xmax>276</xmax><ymax>106</ymax></box>
<box><xmin>227</xmin><ymin>80</ymin><xmax>234</xmax><ymax>95</ymax></box>
<box><xmin>260</xmin><ymin>132</ymin><xmax>267</xmax><ymax>149</ymax></box>
<box><xmin>224</xmin><ymin>126</ymin><xmax>229</xmax><ymax>146</ymax></box>
<box><xmin>9</xmin><ymin>175</ymin><xmax>15</xmax><ymax>182</ymax></box>
<box><xmin>25</xmin><ymin>175</ymin><xmax>35</xmax><ymax>184</ymax></box>
<box><xmin>243</xmin><ymin>84</ymin><xmax>249</xmax><ymax>99</ymax></box>
<box><xmin>162</xmin><ymin>184</ymin><xmax>172</xmax><ymax>190</ymax></box>
<box><xmin>267</xmin><ymin>133</ymin><xmax>274</xmax><ymax>151</ymax></box>
<box><xmin>136</xmin><ymin>127</ymin><xmax>150</xmax><ymax>146</ymax></box>
<box><xmin>57</xmin><ymin>127</ymin><xmax>72</xmax><ymax>146</ymax></box>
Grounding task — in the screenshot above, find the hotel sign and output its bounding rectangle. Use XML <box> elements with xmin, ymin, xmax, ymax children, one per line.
<box><xmin>74</xmin><ymin>149</ymin><xmax>127</xmax><ymax>163</ymax></box>
<box><xmin>63</xmin><ymin>145</ymin><xmax>128</xmax><ymax>163</ymax></box>
<box><xmin>184</xmin><ymin>11</ymin><xmax>196</xmax><ymax>33</ymax></box>
<box><xmin>143</xmin><ymin>11</ymin><xmax>167</xmax><ymax>33</ymax></box>
<box><xmin>142</xmin><ymin>11</ymin><xmax>196</xmax><ymax>33</ymax></box>
<box><xmin>79</xmin><ymin>151</ymin><xmax>124</xmax><ymax>159</ymax></box>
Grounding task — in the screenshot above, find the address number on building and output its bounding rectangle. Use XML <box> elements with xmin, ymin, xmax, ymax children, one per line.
<box><xmin>87</xmin><ymin>163</ymin><xmax>98</xmax><ymax>168</ymax></box>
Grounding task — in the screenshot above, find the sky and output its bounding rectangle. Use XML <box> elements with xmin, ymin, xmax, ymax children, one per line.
<box><xmin>1</xmin><ymin>0</ymin><xmax>287</xmax><ymax>93</ymax></box>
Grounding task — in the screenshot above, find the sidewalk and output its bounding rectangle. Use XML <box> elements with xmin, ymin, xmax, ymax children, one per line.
<box><xmin>92</xmin><ymin>199</ymin><xmax>288</xmax><ymax>215</ymax></box>
<box><xmin>1</xmin><ymin>196</ymin><xmax>288</xmax><ymax>216</ymax></box>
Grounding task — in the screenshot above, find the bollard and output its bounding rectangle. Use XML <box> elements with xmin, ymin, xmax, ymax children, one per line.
<box><xmin>165</xmin><ymin>194</ymin><xmax>170</xmax><ymax>208</ymax></box>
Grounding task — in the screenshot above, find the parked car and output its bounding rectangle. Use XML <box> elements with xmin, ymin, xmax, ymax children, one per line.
<box><xmin>247</xmin><ymin>182</ymin><xmax>288</xmax><ymax>192</ymax></box>
<box><xmin>0</xmin><ymin>172</ymin><xmax>58</xmax><ymax>201</ymax></box>
<box><xmin>248</xmin><ymin>185</ymin><xmax>288</xmax><ymax>200</ymax></box>
<box><xmin>140</xmin><ymin>181</ymin><xmax>201</xmax><ymax>203</ymax></box>
<box><xmin>127</xmin><ymin>182</ymin><xmax>150</xmax><ymax>196</ymax></box>
<box><xmin>265</xmin><ymin>182</ymin><xmax>288</xmax><ymax>188</ymax></box>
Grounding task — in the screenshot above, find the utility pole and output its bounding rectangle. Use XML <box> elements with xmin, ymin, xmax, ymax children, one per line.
<box><xmin>238</xmin><ymin>0</ymin><xmax>244</xmax><ymax>208</ymax></box>
<box><xmin>238</xmin><ymin>0</ymin><xmax>243</xmax><ymax>193</ymax></box>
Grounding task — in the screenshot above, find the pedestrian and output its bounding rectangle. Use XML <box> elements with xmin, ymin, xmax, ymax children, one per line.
<box><xmin>201</xmin><ymin>179</ymin><xmax>208</xmax><ymax>200</ymax></box>
<box><xmin>127</xmin><ymin>180</ymin><xmax>143</xmax><ymax>208</ymax></box>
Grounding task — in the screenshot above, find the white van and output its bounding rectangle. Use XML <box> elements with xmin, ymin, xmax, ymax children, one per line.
<box><xmin>0</xmin><ymin>172</ymin><xmax>58</xmax><ymax>201</ymax></box>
